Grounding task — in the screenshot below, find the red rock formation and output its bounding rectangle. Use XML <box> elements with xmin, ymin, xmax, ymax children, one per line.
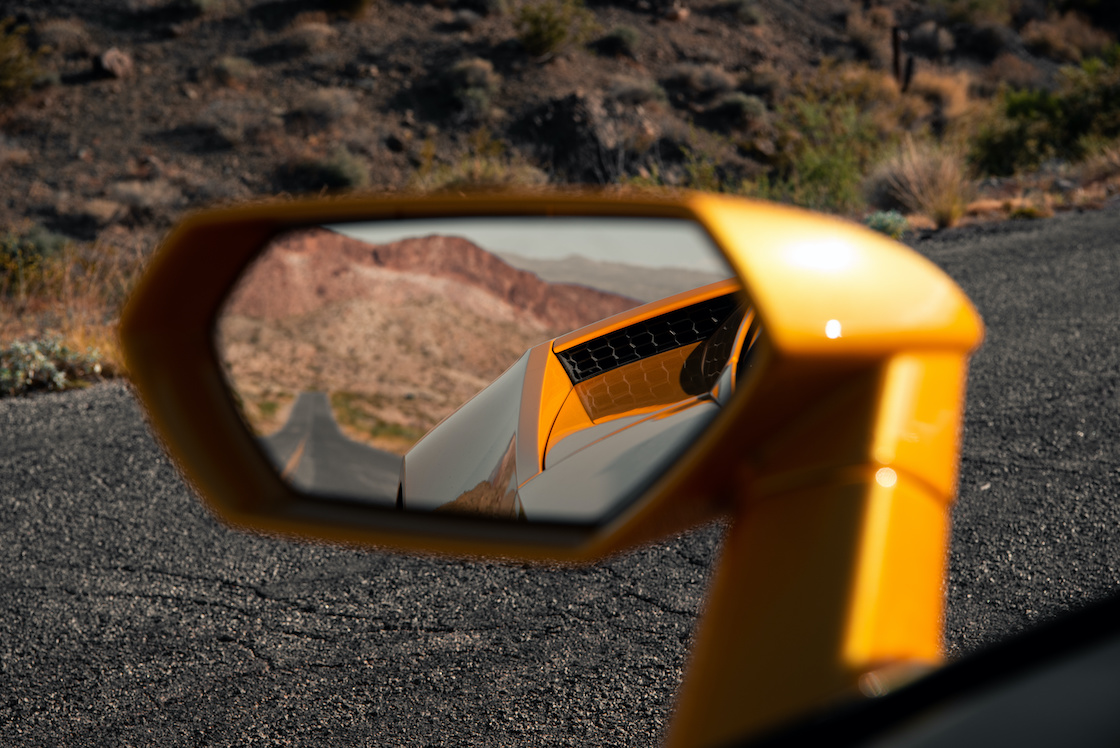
<box><xmin>227</xmin><ymin>226</ymin><xmax>640</xmax><ymax>332</ymax></box>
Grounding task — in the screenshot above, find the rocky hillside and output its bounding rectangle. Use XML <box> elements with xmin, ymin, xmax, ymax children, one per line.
<box><xmin>3</xmin><ymin>0</ymin><xmax>1117</xmax><ymax>249</ymax></box>
<box><xmin>219</xmin><ymin>228</ymin><xmax>642</xmax><ymax>447</ymax></box>
<box><xmin>4</xmin><ymin>0</ymin><xmax>1120</xmax><ymax>378</ymax></box>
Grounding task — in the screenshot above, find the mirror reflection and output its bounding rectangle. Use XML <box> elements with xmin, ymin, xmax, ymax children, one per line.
<box><xmin>217</xmin><ymin>217</ymin><xmax>755</xmax><ymax>524</ymax></box>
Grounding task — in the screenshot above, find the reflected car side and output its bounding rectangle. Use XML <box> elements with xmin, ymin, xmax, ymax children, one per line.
<box><xmin>400</xmin><ymin>279</ymin><xmax>757</xmax><ymax>523</ymax></box>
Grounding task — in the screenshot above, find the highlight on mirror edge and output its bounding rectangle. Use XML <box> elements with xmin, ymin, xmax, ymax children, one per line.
<box><xmin>216</xmin><ymin>216</ymin><xmax>759</xmax><ymax>524</ymax></box>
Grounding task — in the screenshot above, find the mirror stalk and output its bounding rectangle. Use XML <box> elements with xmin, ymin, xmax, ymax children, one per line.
<box><xmin>667</xmin><ymin>353</ymin><xmax>969</xmax><ymax>747</ymax></box>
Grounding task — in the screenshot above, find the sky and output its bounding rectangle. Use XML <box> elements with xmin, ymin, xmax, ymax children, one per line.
<box><xmin>330</xmin><ymin>217</ymin><xmax>733</xmax><ymax>274</ymax></box>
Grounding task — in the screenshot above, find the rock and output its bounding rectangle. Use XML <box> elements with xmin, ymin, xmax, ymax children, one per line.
<box><xmin>909</xmin><ymin>21</ymin><xmax>955</xmax><ymax>60</ymax></box>
<box><xmin>664</xmin><ymin>5</ymin><xmax>690</xmax><ymax>22</ymax></box>
<box><xmin>95</xmin><ymin>47</ymin><xmax>135</xmax><ymax>79</ymax></box>
<box><xmin>515</xmin><ymin>93</ymin><xmax>620</xmax><ymax>181</ymax></box>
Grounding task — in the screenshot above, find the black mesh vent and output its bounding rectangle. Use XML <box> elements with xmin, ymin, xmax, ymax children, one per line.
<box><xmin>556</xmin><ymin>294</ymin><xmax>741</xmax><ymax>384</ymax></box>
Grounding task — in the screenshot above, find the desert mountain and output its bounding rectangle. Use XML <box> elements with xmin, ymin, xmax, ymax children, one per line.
<box><xmin>498</xmin><ymin>252</ymin><xmax>730</xmax><ymax>303</ymax></box>
<box><xmin>219</xmin><ymin>228</ymin><xmax>642</xmax><ymax>450</ymax></box>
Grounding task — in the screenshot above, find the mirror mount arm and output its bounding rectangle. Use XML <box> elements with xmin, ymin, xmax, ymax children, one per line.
<box><xmin>667</xmin><ymin>351</ymin><xmax>969</xmax><ymax>747</ymax></box>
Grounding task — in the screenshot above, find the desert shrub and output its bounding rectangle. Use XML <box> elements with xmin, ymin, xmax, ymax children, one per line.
<box><xmin>197</xmin><ymin>97</ymin><xmax>281</xmax><ymax>147</ymax></box>
<box><xmin>446</xmin><ymin>58</ymin><xmax>501</xmax><ymax>120</ymax></box>
<box><xmin>608</xmin><ymin>75</ymin><xmax>666</xmax><ymax>106</ymax></box>
<box><xmin>981</xmin><ymin>52</ymin><xmax>1045</xmax><ymax>92</ymax></box>
<box><xmin>35</xmin><ymin>18</ymin><xmax>90</xmax><ymax>57</ymax></box>
<box><xmin>279</xmin><ymin>22</ymin><xmax>337</xmax><ymax>54</ymax></box>
<box><xmin>866</xmin><ymin>137</ymin><xmax>972</xmax><ymax>228</ymax></box>
<box><xmin>514</xmin><ymin>0</ymin><xmax>597</xmax><ymax>59</ymax></box>
<box><xmin>1022</xmin><ymin>12</ymin><xmax>1112</xmax><ymax>64</ymax></box>
<box><xmin>282</xmin><ymin>147</ymin><xmax>370</xmax><ymax>192</ymax></box>
<box><xmin>746</xmin><ymin>93</ymin><xmax>887</xmax><ymax>213</ymax></box>
<box><xmin>864</xmin><ymin>210</ymin><xmax>910</xmax><ymax>239</ymax></box>
<box><xmin>0</xmin><ymin>18</ymin><xmax>40</xmax><ymax>104</ymax></box>
<box><xmin>1008</xmin><ymin>201</ymin><xmax>1053</xmax><ymax>219</ymax></box>
<box><xmin>972</xmin><ymin>50</ymin><xmax>1120</xmax><ymax>175</ymax></box>
<box><xmin>664</xmin><ymin>63</ymin><xmax>737</xmax><ymax>104</ymax></box>
<box><xmin>705</xmin><ymin>92</ymin><xmax>767</xmax><ymax>129</ymax></box>
<box><xmin>930</xmin><ymin>0</ymin><xmax>1012</xmax><ymax>25</ymax></box>
<box><xmin>1</xmin><ymin>225</ymin><xmax>66</xmax><ymax>302</ymax></box>
<box><xmin>594</xmin><ymin>26</ymin><xmax>640</xmax><ymax>58</ymax></box>
<box><xmin>412</xmin><ymin>128</ymin><xmax>548</xmax><ymax>190</ymax></box>
<box><xmin>0</xmin><ymin>336</ymin><xmax>104</xmax><ymax>397</ymax></box>
<box><xmin>210</xmin><ymin>56</ymin><xmax>257</xmax><ymax>87</ymax></box>
<box><xmin>290</xmin><ymin>88</ymin><xmax>359</xmax><ymax>126</ymax></box>
<box><xmin>730</xmin><ymin>0</ymin><xmax>763</xmax><ymax>25</ymax></box>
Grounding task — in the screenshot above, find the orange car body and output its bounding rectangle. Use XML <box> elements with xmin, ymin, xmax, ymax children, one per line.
<box><xmin>400</xmin><ymin>278</ymin><xmax>753</xmax><ymax>522</ymax></box>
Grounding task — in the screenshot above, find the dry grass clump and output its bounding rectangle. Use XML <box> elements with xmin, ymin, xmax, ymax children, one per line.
<box><xmin>209</xmin><ymin>55</ymin><xmax>257</xmax><ymax>87</ymax></box>
<box><xmin>865</xmin><ymin>137</ymin><xmax>973</xmax><ymax>228</ymax></box>
<box><xmin>1</xmin><ymin>224</ymin><xmax>148</xmax><ymax>378</ymax></box>
<box><xmin>1022</xmin><ymin>12</ymin><xmax>1113</xmax><ymax>64</ymax></box>
<box><xmin>1076</xmin><ymin>141</ymin><xmax>1120</xmax><ymax>185</ymax></box>
<box><xmin>289</xmin><ymin>88</ymin><xmax>359</xmax><ymax>127</ymax></box>
<box><xmin>981</xmin><ymin>52</ymin><xmax>1044</xmax><ymax>92</ymax></box>
<box><xmin>280</xmin><ymin>22</ymin><xmax>337</xmax><ymax>55</ymax></box>
<box><xmin>665</xmin><ymin>63</ymin><xmax>737</xmax><ymax>103</ymax></box>
<box><xmin>608</xmin><ymin>75</ymin><xmax>666</xmax><ymax>106</ymax></box>
<box><xmin>197</xmin><ymin>97</ymin><xmax>282</xmax><ymax>147</ymax></box>
<box><xmin>412</xmin><ymin>129</ymin><xmax>548</xmax><ymax>191</ymax></box>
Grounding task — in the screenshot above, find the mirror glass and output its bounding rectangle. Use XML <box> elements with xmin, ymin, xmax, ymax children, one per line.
<box><xmin>216</xmin><ymin>216</ymin><xmax>755</xmax><ymax>524</ymax></box>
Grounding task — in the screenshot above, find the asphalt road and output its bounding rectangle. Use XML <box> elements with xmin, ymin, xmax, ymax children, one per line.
<box><xmin>261</xmin><ymin>391</ymin><xmax>400</xmax><ymax>507</ymax></box>
<box><xmin>3</xmin><ymin>203</ymin><xmax>1120</xmax><ymax>746</ymax></box>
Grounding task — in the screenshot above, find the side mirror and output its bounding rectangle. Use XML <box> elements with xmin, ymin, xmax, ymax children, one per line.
<box><xmin>121</xmin><ymin>191</ymin><xmax>983</xmax><ymax>746</ymax></box>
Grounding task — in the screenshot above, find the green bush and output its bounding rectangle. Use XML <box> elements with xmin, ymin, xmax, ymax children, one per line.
<box><xmin>750</xmin><ymin>97</ymin><xmax>886</xmax><ymax>213</ymax></box>
<box><xmin>0</xmin><ymin>18</ymin><xmax>40</xmax><ymax>105</ymax></box>
<box><xmin>972</xmin><ymin>49</ymin><xmax>1120</xmax><ymax>175</ymax></box>
<box><xmin>864</xmin><ymin>210</ymin><xmax>910</xmax><ymax>239</ymax></box>
<box><xmin>1</xmin><ymin>336</ymin><xmax>104</xmax><ymax>397</ymax></box>
<box><xmin>514</xmin><ymin>0</ymin><xmax>597</xmax><ymax>59</ymax></box>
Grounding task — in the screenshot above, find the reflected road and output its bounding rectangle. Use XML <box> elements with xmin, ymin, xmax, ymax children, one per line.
<box><xmin>262</xmin><ymin>392</ymin><xmax>400</xmax><ymax>506</ymax></box>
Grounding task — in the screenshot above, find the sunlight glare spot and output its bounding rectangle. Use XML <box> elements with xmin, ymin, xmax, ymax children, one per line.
<box><xmin>876</xmin><ymin>467</ymin><xmax>897</xmax><ymax>488</ymax></box>
<box><xmin>825</xmin><ymin>319</ymin><xmax>842</xmax><ymax>339</ymax></box>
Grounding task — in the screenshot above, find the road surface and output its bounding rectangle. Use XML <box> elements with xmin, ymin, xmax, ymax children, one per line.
<box><xmin>261</xmin><ymin>391</ymin><xmax>400</xmax><ymax>506</ymax></box>
<box><xmin>2</xmin><ymin>204</ymin><xmax>1120</xmax><ymax>745</ymax></box>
